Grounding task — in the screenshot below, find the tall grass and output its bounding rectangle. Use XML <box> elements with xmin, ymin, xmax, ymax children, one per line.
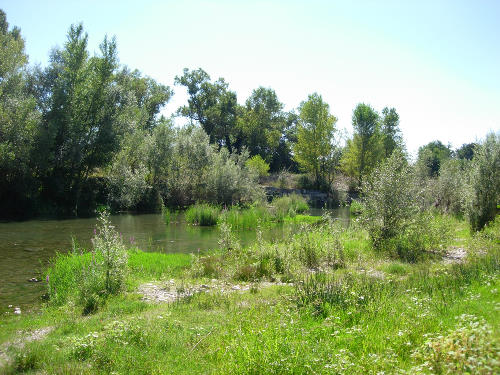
<box><xmin>270</xmin><ymin>193</ymin><xmax>309</xmax><ymax>221</ymax></box>
<box><xmin>185</xmin><ymin>203</ymin><xmax>220</xmax><ymax>226</ymax></box>
<box><xmin>218</xmin><ymin>204</ymin><xmax>272</xmax><ymax>229</ymax></box>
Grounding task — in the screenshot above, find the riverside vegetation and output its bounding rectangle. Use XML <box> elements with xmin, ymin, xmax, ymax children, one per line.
<box><xmin>1</xmin><ymin>9</ymin><xmax>500</xmax><ymax>374</ymax></box>
<box><xmin>1</xmin><ymin>142</ymin><xmax>499</xmax><ymax>374</ymax></box>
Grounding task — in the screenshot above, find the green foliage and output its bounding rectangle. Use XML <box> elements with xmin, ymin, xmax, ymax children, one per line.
<box><xmin>175</xmin><ymin>68</ymin><xmax>239</xmax><ymax>153</ymax></box>
<box><xmin>341</xmin><ymin>103</ymin><xmax>384</xmax><ymax>186</ymax></box>
<box><xmin>185</xmin><ymin>203</ymin><xmax>220</xmax><ymax>226</ymax></box>
<box><xmin>456</xmin><ymin>142</ymin><xmax>477</xmax><ymax>160</ymax></box>
<box><xmin>362</xmin><ymin>150</ymin><xmax>452</xmax><ymax>260</ymax></box>
<box><xmin>271</xmin><ymin>193</ymin><xmax>309</xmax><ymax>221</ymax></box>
<box><xmin>218</xmin><ymin>203</ymin><xmax>271</xmax><ymax>230</ymax></box>
<box><xmin>245</xmin><ymin>154</ymin><xmax>270</xmax><ymax>178</ymax></box>
<box><xmin>217</xmin><ymin>221</ymin><xmax>240</xmax><ymax>252</ymax></box>
<box><xmin>411</xmin><ymin>314</ymin><xmax>500</xmax><ymax>374</ymax></box>
<box><xmin>467</xmin><ymin>133</ymin><xmax>500</xmax><ymax>231</ymax></box>
<box><xmin>433</xmin><ymin>158</ymin><xmax>470</xmax><ymax>215</ymax></box>
<box><xmin>0</xmin><ymin>10</ymin><xmax>40</xmax><ymax>218</ymax></box>
<box><xmin>238</xmin><ymin>87</ymin><xmax>287</xmax><ymax>163</ymax></box>
<box><xmin>349</xmin><ymin>199</ymin><xmax>364</xmax><ymax>216</ymax></box>
<box><xmin>128</xmin><ymin>249</ymin><xmax>191</xmax><ymax>279</ymax></box>
<box><xmin>381</xmin><ymin>107</ymin><xmax>403</xmax><ymax>157</ymax></box>
<box><xmin>417</xmin><ymin>140</ymin><xmax>452</xmax><ymax>178</ymax></box>
<box><xmin>46</xmin><ymin>210</ymin><xmax>128</xmax><ymax>313</ymax></box>
<box><xmin>362</xmin><ymin>150</ymin><xmax>418</xmax><ymax>244</ymax></box>
<box><xmin>34</xmin><ymin>24</ymin><xmax>125</xmax><ymax>214</ymax></box>
<box><xmin>293</xmin><ymin>93</ymin><xmax>337</xmax><ymax>189</ymax></box>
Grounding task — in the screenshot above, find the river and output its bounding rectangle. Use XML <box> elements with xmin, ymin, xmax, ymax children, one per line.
<box><xmin>0</xmin><ymin>208</ymin><xmax>349</xmax><ymax>313</ymax></box>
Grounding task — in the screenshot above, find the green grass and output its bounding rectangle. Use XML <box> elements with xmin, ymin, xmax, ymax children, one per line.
<box><xmin>271</xmin><ymin>193</ymin><xmax>309</xmax><ymax>221</ymax></box>
<box><xmin>184</xmin><ymin>198</ymin><xmax>315</xmax><ymax>229</ymax></box>
<box><xmin>283</xmin><ymin>214</ymin><xmax>322</xmax><ymax>225</ymax></box>
<box><xmin>218</xmin><ymin>204</ymin><xmax>272</xmax><ymax>229</ymax></box>
<box><xmin>184</xmin><ymin>203</ymin><xmax>220</xmax><ymax>226</ymax></box>
<box><xmin>128</xmin><ymin>249</ymin><xmax>191</xmax><ymax>280</ymax></box>
<box><xmin>2</xmin><ymin>215</ymin><xmax>499</xmax><ymax>374</ymax></box>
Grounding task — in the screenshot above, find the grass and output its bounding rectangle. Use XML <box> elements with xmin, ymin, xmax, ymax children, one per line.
<box><xmin>1</xmin><ymin>215</ymin><xmax>499</xmax><ymax>374</ymax></box>
<box><xmin>184</xmin><ymin>203</ymin><xmax>220</xmax><ymax>226</ymax></box>
<box><xmin>183</xmin><ymin>195</ymin><xmax>313</xmax><ymax>229</ymax></box>
<box><xmin>218</xmin><ymin>204</ymin><xmax>272</xmax><ymax>229</ymax></box>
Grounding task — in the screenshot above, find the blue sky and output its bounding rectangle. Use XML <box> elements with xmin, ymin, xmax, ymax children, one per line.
<box><xmin>3</xmin><ymin>0</ymin><xmax>499</xmax><ymax>154</ymax></box>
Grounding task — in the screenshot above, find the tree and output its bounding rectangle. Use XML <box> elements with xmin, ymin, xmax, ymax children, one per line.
<box><xmin>115</xmin><ymin>67</ymin><xmax>172</xmax><ymax>133</ymax></box>
<box><xmin>0</xmin><ymin>9</ymin><xmax>40</xmax><ymax>217</ymax></box>
<box><xmin>238</xmin><ymin>87</ymin><xmax>286</xmax><ymax>163</ymax></box>
<box><xmin>175</xmin><ymin>68</ymin><xmax>240</xmax><ymax>153</ymax></box>
<box><xmin>455</xmin><ymin>142</ymin><xmax>477</xmax><ymax>161</ymax></box>
<box><xmin>293</xmin><ymin>93</ymin><xmax>337</xmax><ymax>189</ymax></box>
<box><xmin>467</xmin><ymin>133</ymin><xmax>499</xmax><ymax>231</ymax></box>
<box><xmin>380</xmin><ymin>107</ymin><xmax>403</xmax><ymax>157</ymax></box>
<box><xmin>417</xmin><ymin>140</ymin><xmax>452</xmax><ymax>177</ymax></box>
<box><xmin>35</xmin><ymin>24</ymin><xmax>123</xmax><ymax>214</ymax></box>
<box><xmin>341</xmin><ymin>103</ymin><xmax>383</xmax><ymax>186</ymax></box>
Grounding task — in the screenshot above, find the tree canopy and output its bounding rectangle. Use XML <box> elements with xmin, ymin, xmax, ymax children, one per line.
<box><xmin>293</xmin><ymin>93</ymin><xmax>337</xmax><ymax>189</ymax></box>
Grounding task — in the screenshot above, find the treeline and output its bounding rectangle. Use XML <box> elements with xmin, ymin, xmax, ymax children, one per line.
<box><xmin>0</xmin><ymin>11</ymin><xmax>497</xmax><ymax>220</ymax></box>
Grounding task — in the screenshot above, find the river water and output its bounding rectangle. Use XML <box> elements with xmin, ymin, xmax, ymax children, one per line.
<box><xmin>0</xmin><ymin>208</ymin><xmax>349</xmax><ymax>313</ymax></box>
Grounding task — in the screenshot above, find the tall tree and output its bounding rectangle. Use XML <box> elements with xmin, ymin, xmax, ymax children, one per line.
<box><xmin>175</xmin><ymin>68</ymin><xmax>239</xmax><ymax>153</ymax></box>
<box><xmin>380</xmin><ymin>107</ymin><xmax>402</xmax><ymax>157</ymax></box>
<box><xmin>0</xmin><ymin>9</ymin><xmax>40</xmax><ymax>217</ymax></box>
<box><xmin>293</xmin><ymin>93</ymin><xmax>337</xmax><ymax>189</ymax></box>
<box><xmin>35</xmin><ymin>24</ymin><xmax>123</xmax><ymax>214</ymax></box>
<box><xmin>417</xmin><ymin>140</ymin><xmax>452</xmax><ymax>177</ymax></box>
<box><xmin>341</xmin><ymin>103</ymin><xmax>383</xmax><ymax>186</ymax></box>
<box><xmin>455</xmin><ymin>142</ymin><xmax>477</xmax><ymax>161</ymax></box>
<box><xmin>115</xmin><ymin>67</ymin><xmax>172</xmax><ymax>133</ymax></box>
<box><xmin>238</xmin><ymin>87</ymin><xmax>286</xmax><ymax>163</ymax></box>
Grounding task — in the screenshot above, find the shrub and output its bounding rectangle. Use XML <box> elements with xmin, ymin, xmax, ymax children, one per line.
<box><xmin>467</xmin><ymin>132</ymin><xmax>500</xmax><ymax>231</ymax></box>
<box><xmin>185</xmin><ymin>203</ymin><xmax>220</xmax><ymax>226</ymax></box>
<box><xmin>362</xmin><ymin>150</ymin><xmax>451</xmax><ymax>260</ymax></box>
<box><xmin>217</xmin><ymin>221</ymin><xmax>240</xmax><ymax>251</ymax></box>
<box><xmin>411</xmin><ymin>314</ymin><xmax>500</xmax><ymax>374</ymax></box>
<box><xmin>434</xmin><ymin>158</ymin><xmax>470</xmax><ymax>216</ymax></box>
<box><xmin>204</xmin><ymin>148</ymin><xmax>264</xmax><ymax>206</ymax></box>
<box><xmin>362</xmin><ymin>150</ymin><xmax>419</xmax><ymax>245</ymax></box>
<box><xmin>246</xmin><ymin>154</ymin><xmax>270</xmax><ymax>178</ymax></box>
<box><xmin>46</xmin><ymin>210</ymin><xmax>128</xmax><ymax>313</ymax></box>
<box><xmin>349</xmin><ymin>199</ymin><xmax>364</xmax><ymax>216</ymax></box>
<box><xmin>381</xmin><ymin>212</ymin><xmax>453</xmax><ymax>262</ymax></box>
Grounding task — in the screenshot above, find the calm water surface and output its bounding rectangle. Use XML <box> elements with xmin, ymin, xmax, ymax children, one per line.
<box><xmin>0</xmin><ymin>208</ymin><xmax>349</xmax><ymax>313</ymax></box>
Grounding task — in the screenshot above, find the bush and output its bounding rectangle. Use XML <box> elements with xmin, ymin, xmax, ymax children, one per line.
<box><xmin>467</xmin><ymin>132</ymin><xmax>500</xmax><ymax>231</ymax></box>
<box><xmin>411</xmin><ymin>314</ymin><xmax>500</xmax><ymax>374</ymax></box>
<box><xmin>362</xmin><ymin>150</ymin><xmax>419</xmax><ymax>245</ymax></box>
<box><xmin>433</xmin><ymin>158</ymin><xmax>470</xmax><ymax>216</ymax></box>
<box><xmin>349</xmin><ymin>199</ymin><xmax>364</xmax><ymax>216</ymax></box>
<box><xmin>246</xmin><ymin>155</ymin><xmax>270</xmax><ymax>178</ymax></box>
<box><xmin>47</xmin><ymin>210</ymin><xmax>128</xmax><ymax>313</ymax></box>
<box><xmin>185</xmin><ymin>203</ymin><xmax>220</xmax><ymax>226</ymax></box>
<box><xmin>362</xmin><ymin>150</ymin><xmax>451</xmax><ymax>260</ymax></box>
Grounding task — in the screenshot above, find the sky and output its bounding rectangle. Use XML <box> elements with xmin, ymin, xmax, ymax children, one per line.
<box><xmin>2</xmin><ymin>0</ymin><xmax>499</xmax><ymax>155</ymax></box>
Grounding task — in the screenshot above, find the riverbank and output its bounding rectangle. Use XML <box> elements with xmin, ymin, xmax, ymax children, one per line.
<box><xmin>0</xmin><ymin>216</ymin><xmax>499</xmax><ymax>374</ymax></box>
